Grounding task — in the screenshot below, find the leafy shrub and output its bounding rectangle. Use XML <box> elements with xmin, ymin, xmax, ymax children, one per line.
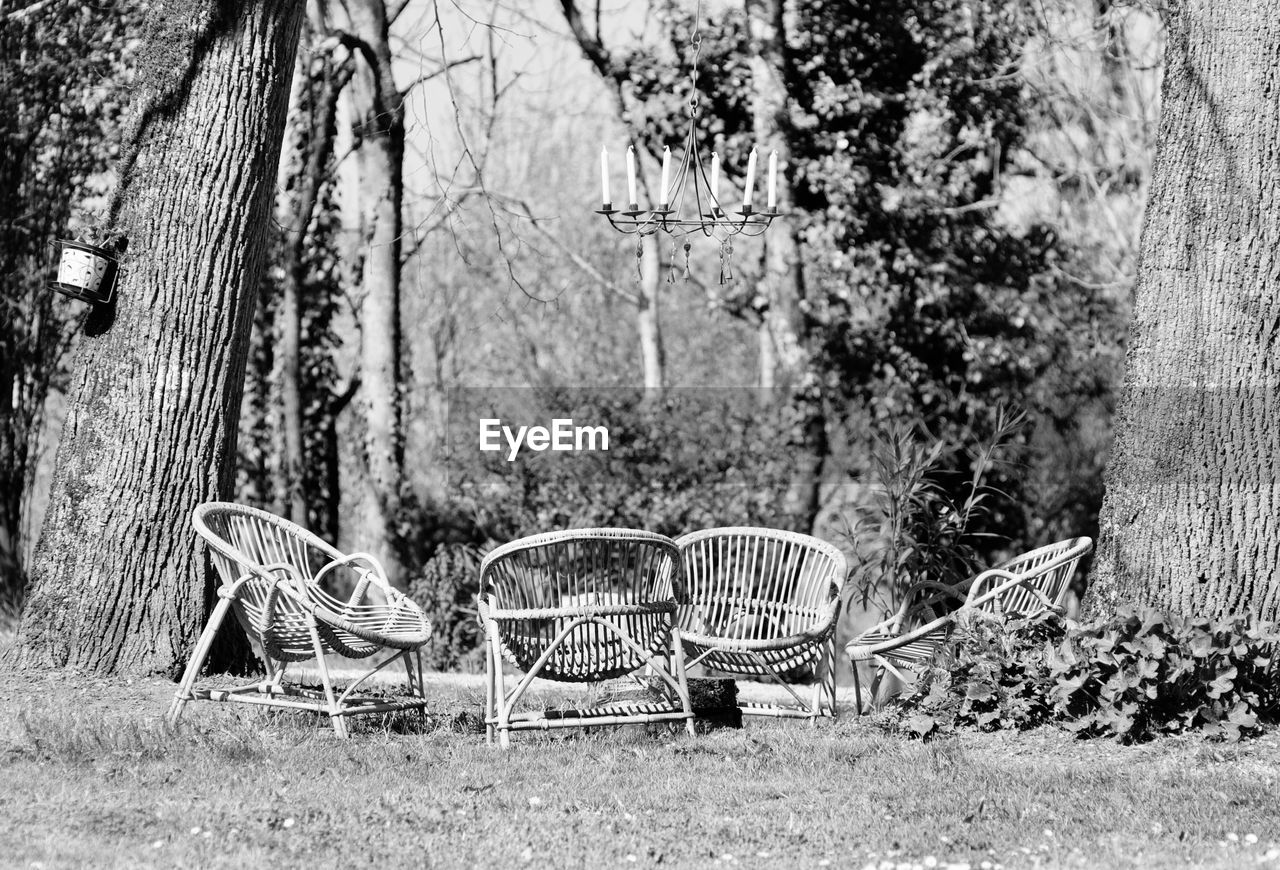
<box><xmin>893</xmin><ymin>610</ymin><xmax>1063</xmax><ymax>739</ymax></box>
<box><xmin>842</xmin><ymin>407</ymin><xmax>1027</xmax><ymax>620</ymax></box>
<box><xmin>445</xmin><ymin>387</ymin><xmax>803</xmax><ymax>540</ymax></box>
<box><xmin>891</xmin><ymin>607</ymin><xmax>1280</xmax><ymax>742</ymax></box>
<box><xmin>1049</xmin><ymin>609</ymin><xmax>1280</xmax><ymax>742</ymax></box>
<box><xmin>405</xmin><ymin>544</ymin><xmax>485</xmax><ymax>673</ymax></box>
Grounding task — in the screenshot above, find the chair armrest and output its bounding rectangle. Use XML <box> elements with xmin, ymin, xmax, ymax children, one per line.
<box><xmin>315</xmin><ymin>552</ymin><xmax>397</xmax><ymax>607</ymax></box>
<box><xmin>901</xmin><ymin>578</ymin><xmax>970</xmax><ymax>603</ymax></box>
<box><xmin>963</xmin><ymin>569</ymin><xmax>1031</xmax><ymax>611</ymax></box>
<box><xmin>846</xmin><ymin>612</ymin><xmax>955</xmax><ymax>657</ymax></box>
<box><xmin>233</xmin><ymin>562</ymin><xmax>308</xmax><ymax>631</ymax></box>
<box><xmin>850</xmin><ymin>611</ymin><xmax>912</xmax><ymax>640</ymax></box>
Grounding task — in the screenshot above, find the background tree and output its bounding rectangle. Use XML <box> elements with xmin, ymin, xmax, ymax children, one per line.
<box><xmin>239</xmin><ymin>7</ymin><xmax>355</xmax><ymax>544</ymax></box>
<box><xmin>0</xmin><ymin>3</ymin><xmax>133</xmax><ymax>619</ymax></box>
<box><xmin>1093</xmin><ymin>0</ymin><xmax>1280</xmax><ymax>621</ymax></box>
<box><xmin>335</xmin><ymin>0</ymin><xmax>412</xmax><ymax>584</ymax></box>
<box><xmin>583</xmin><ymin>0</ymin><xmax>1113</xmax><ymax>544</ymax></box>
<box><xmin>17</xmin><ymin>0</ymin><xmax>306</xmax><ymax>674</ymax></box>
<box><xmin>559</xmin><ymin>0</ymin><xmax>670</xmax><ymax>398</ymax></box>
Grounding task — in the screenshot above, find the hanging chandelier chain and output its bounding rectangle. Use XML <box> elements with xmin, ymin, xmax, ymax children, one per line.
<box><xmin>594</xmin><ymin>0</ymin><xmax>782</xmax><ymax>272</ymax></box>
<box><xmin>688</xmin><ymin>0</ymin><xmax>703</xmax><ymax>117</ymax></box>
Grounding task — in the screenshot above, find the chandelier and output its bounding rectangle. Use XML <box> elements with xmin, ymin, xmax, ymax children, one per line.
<box><xmin>595</xmin><ymin>3</ymin><xmax>782</xmax><ymax>283</ymax></box>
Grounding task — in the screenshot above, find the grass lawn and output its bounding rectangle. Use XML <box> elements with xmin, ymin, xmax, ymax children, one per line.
<box><xmin>0</xmin><ymin>657</ymin><xmax>1278</xmax><ymax>870</ymax></box>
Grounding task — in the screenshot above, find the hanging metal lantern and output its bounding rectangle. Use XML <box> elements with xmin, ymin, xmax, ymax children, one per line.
<box><xmin>49</xmin><ymin>238</ymin><xmax>120</xmax><ymax>305</ymax></box>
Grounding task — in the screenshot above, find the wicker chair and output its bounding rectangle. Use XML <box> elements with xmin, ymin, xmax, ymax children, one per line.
<box><xmin>846</xmin><ymin>536</ymin><xmax>1093</xmax><ymax>712</ymax></box>
<box><xmin>479</xmin><ymin>529</ymin><xmax>695</xmax><ymax>747</ymax></box>
<box><xmin>166</xmin><ymin>502</ymin><xmax>433</xmax><ymax>738</ymax></box>
<box><xmin>675</xmin><ymin>528</ymin><xmax>847</xmax><ymax>720</ymax></box>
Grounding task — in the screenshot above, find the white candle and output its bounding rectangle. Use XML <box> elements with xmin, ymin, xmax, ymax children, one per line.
<box><xmin>767</xmin><ymin>150</ymin><xmax>778</xmax><ymax>209</ymax></box>
<box><xmin>626</xmin><ymin>145</ymin><xmax>637</xmax><ymax>206</ymax></box>
<box><xmin>660</xmin><ymin>146</ymin><xmax>671</xmax><ymax>207</ymax></box>
<box><xmin>709</xmin><ymin>151</ymin><xmax>721</xmax><ymax>210</ymax></box>
<box><xmin>600</xmin><ymin>145</ymin><xmax>610</xmax><ymax>207</ymax></box>
<box><xmin>742</xmin><ymin>148</ymin><xmax>758</xmax><ymax>207</ymax></box>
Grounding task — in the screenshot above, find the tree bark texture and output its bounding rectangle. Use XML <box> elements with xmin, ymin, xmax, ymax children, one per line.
<box><xmin>1093</xmin><ymin>0</ymin><xmax>1280</xmax><ymax>621</ymax></box>
<box><xmin>346</xmin><ymin>0</ymin><xmax>407</xmax><ymax>586</ymax></box>
<box><xmin>17</xmin><ymin>0</ymin><xmax>305</xmax><ymax>674</ymax></box>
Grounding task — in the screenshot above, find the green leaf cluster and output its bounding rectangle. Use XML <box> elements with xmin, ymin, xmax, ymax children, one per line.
<box><xmin>892</xmin><ymin>607</ymin><xmax>1280</xmax><ymax>742</ymax></box>
<box><xmin>842</xmin><ymin>407</ymin><xmax>1026</xmax><ymax>618</ymax></box>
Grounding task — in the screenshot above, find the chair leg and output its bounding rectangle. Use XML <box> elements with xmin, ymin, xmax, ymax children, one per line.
<box><xmin>851</xmin><ymin>659</ymin><xmax>865</xmax><ymax>716</ymax></box>
<box><xmin>308</xmin><ymin>618</ymin><xmax>348</xmax><ymax>739</ymax></box>
<box><xmin>669</xmin><ymin>633</ymin><xmax>696</xmax><ymax>737</ymax></box>
<box><xmin>399</xmin><ymin>649</ymin><xmax>427</xmax><ymax>730</ymax></box>
<box><xmin>401</xmin><ymin>650</ymin><xmax>414</xmax><ymax>696</ymax></box>
<box><xmin>866</xmin><ymin>661</ymin><xmax>888</xmax><ymax>712</ymax></box>
<box><xmin>166</xmin><ymin>596</ymin><xmax>234</xmax><ymax>726</ymax></box>
<box><xmin>484</xmin><ymin>628</ymin><xmax>497</xmax><ymax>746</ymax></box>
<box><xmin>487</xmin><ymin>622</ymin><xmax>510</xmax><ymax>748</ymax></box>
<box><xmin>816</xmin><ymin>637</ymin><xmax>837</xmax><ymax>721</ymax></box>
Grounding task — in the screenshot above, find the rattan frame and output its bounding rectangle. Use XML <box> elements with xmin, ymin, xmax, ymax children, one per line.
<box><xmin>846</xmin><ymin>536</ymin><xmax>1093</xmax><ymax>713</ymax></box>
<box><xmin>478</xmin><ymin>528</ymin><xmax>695</xmax><ymax>747</ymax></box>
<box><xmin>166</xmin><ymin>502</ymin><xmax>433</xmax><ymax>738</ymax></box>
<box><xmin>675</xmin><ymin>527</ymin><xmax>847</xmax><ymax>720</ymax></box>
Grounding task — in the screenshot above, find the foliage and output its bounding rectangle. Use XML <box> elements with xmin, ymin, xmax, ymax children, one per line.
<box><xmin>236</xmin><ymin>31</ymin><xmax>348</xmax><ymax>542</ymax></box>
<box><xmin>890</xmin><ymin>607</ymin><xmax>1280</xmax><ymax>743</ymax></box>
<box><xmin>445</xmin><ymin>387</ymin><xmax>804</xmax><ymax>541</ymax></box>
<box><xmin>1048</xmin><ymin>609</ymin><xmax>1280</xmax><ymax>743</ymax></box>
<box><xmin>843</xmin><ymin>407</ymin><xmax>1026</xmax><ymax>619</ymax></box>
<box><xmin>616</xmin><ymin>0</ymin><xmax>1125</xmax><ymax>551</ymax></box>
<box><xmin>418</xmin><ymin>387</ymin><xmax>809</xmax><ymax>667</ymax></box>
<box><xmin>0</xmin><ymin>3</ymin><xmax>135</xmax><ymax>598</ymax></box>
<box><xmin>891</xmin><ymin>611</ymin><xmax>1064</xmax><ymax>739</ymax></box>
<box><xmin>405</xmin><ymin>543</ymin><xmax>485</xmax><ymax>673</ymax></box>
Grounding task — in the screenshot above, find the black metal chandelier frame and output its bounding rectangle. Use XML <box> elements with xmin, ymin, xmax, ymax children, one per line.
<box><xmin>595</xmin><ymin>1</ymin><xmax>783</xmax><ymax>280</ymax></box>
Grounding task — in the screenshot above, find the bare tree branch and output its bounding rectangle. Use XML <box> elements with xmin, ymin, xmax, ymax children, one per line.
<box><xmin>399</xmin><ymin>53</ymin><xmax>483</xmax><ymax>100</ymax></box>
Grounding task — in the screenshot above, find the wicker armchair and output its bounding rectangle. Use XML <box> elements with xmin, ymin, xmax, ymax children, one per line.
<box><xmin>846</xmin><ymin>536</ymin><xmax>1093</xmax><ymax>712</ymax></box>
<box><xmin>167</xmin><ymin>502</ymin><xmax>433</xmax><ymax>738</ymax></box>
<box><xmin>675</xmin><ymin>528</ymin><xmax>848</xmax><ymax>720</ymax></box>
<box><xmin>479</xmin><ymin>529</ymin><xmax>695</xmax><ymax>747</ymax></box>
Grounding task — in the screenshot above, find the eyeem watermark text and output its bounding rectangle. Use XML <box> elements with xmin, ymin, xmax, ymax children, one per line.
<box><xmin>479</xmin><ymin>418</ymin><xmax>610</xmax><ymax>461</ymax></box>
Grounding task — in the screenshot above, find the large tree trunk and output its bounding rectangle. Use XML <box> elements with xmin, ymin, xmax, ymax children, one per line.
<box><xmin>17</xmin><ymin>0</ymin><xmax>305</xmax><ymax>674</ymax></box>
<box><xmin>1093</xmin><ymin>0</ymin><xmax>1280</xmax><ymax>621</ymax></box>
<box><xmin>346</xmin><ymin>0</ymin><xmax>407</xmax><ymax>585</ymax></box>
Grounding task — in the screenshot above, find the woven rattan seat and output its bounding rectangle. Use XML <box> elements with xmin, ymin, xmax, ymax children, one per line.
<box><xmin>846</xmin><ymin>537</ymin><xmax>1093</xmax><ymax>712</ymax></box>
<box><xmin>166</xmin><ymin>503</ymin><xmax>433</xmax><ymax>738</ymax></box>
<box><xmin>478</xmin><ymin>529</ymin><xmax>695</xmax><ymax>747</ymax></box>
<box><xmin>675</xmin><ymin>527</ymin><xmax>847</xmax><ymax>720</ymax></box>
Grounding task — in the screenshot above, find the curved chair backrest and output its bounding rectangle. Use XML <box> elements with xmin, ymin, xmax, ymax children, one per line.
<box><xmin>481</xmin><ymin>528</ymin><xmax>682</xmax><ymax>611</ymax></box>
<box><xmin>674</xmin><ymin>527</ymin><xmax>848</xmax><ymax>640</ymax></box>
<box><xmin>479</xmin><ymin>529</ymin><xmax>682</xmax><ymax>682</ymax></box>
<box><xmin>192</xmin><ymin>502</ymin><xmax>358</xmax><ymax>661</ymax></box>
<box><xmin>194</xmin><ymin>502</ymin><xmax>342</xmax><ymax>586</ymax></box>
<box><xmin>971</xmin><ymin>536</ymin><xmax>1093</xmax><ymax>617</ymax></box>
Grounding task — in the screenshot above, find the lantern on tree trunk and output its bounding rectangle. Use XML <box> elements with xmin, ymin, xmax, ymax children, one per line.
<box><xmin>49</xmin><ymin>238</ymin><xmax>121</xmax><ymax>305</ymax></box>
